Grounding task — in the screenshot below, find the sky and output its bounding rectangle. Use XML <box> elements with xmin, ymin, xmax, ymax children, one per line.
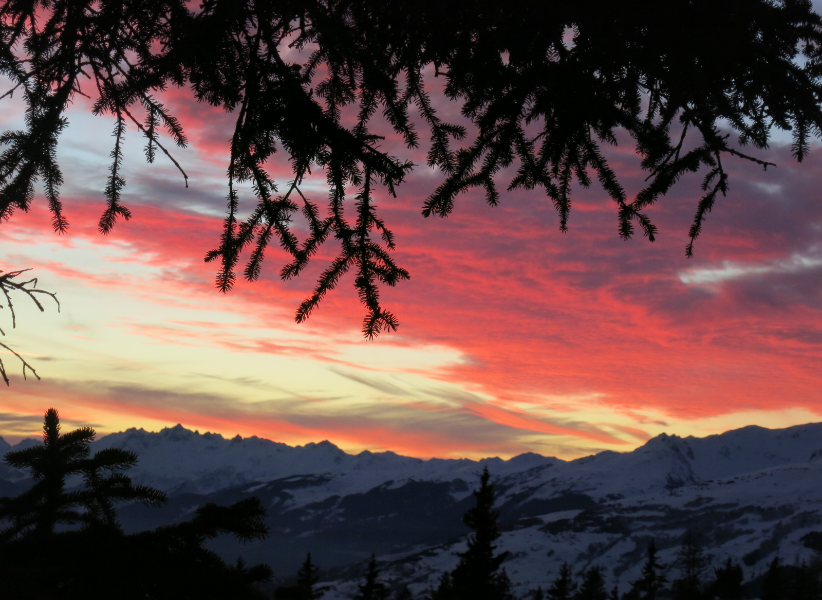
<box><xmin>1</xmin><ymin>67</ymin><xmax>821</xmax><ymax>460</ymax></box>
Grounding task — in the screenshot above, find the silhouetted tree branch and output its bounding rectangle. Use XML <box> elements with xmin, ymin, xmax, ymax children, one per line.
<box><xmin>3</xmin><ymin>0</ymin><xmax>822</xmax><ymax>336</ymax></box>
<box><xmin>0</xmin><ymin>268</ymin><xmax>59</xmax><ymax>384</ymax></box>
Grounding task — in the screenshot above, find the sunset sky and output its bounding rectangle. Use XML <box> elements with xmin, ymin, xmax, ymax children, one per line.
<box><xmin>1</xmin><ymin>63</ymin><xmax>821</xmax><ymax>460</ymax></box>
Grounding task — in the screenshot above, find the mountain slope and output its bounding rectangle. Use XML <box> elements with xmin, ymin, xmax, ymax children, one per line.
<box><xmin>3</xmin><ymin>422</ymin><xmax>822</xmax><ymax>595</ymax></box>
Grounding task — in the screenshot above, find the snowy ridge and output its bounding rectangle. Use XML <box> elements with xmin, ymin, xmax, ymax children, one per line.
<box><xmin>348</xmin><ymin>456</ymin><xmax>822</xmax><ymax>599</ymax></box>
<box><xmin>496</xmin><ymin>423</ymin><xmax>822</xmax><ymax>504</ymax></box>
<box><xmin>5</xmin><ymin>422</ymin><xmax>822</xmax><ymax>595</ymax></box>
<box><xmin>86</xmin><ymin>424</ymin><xmax>559</xmax><ymax>495</ymax></box>
<box><xmin>5</xmin><ymin>422</ymin><xmax>820</xmax><ymax>497</ymax></box>
<box><xmin>318</xmin><ymin>423</ymin><xmax>822</xmax><ymax>598</ymax></box>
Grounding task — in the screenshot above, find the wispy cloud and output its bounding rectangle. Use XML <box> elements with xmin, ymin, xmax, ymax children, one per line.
<box><xmin>2</xmin><ymin>96</ymin><xmax>822</xmax><ymax>459</ymax></box>
<box><xmin>679</xmin><ymin>251</ymin><xmax>822</xmax><ymax>287</ymax></box>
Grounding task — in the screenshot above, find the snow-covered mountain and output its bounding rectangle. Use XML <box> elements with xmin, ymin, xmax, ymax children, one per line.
<box><xmin>356</xmin><ymin>434</ymin><xmax>822</xmax><ymax>598</ymax></box>
<box><xmin>88</xmin><ymin>424</ymin><xmax>557</xmax><ymax>495</ymax></box>
<box><xmin>3</xmin><ymin>422</ymin><xmax>822</xmax><ymax>596</ymax></box>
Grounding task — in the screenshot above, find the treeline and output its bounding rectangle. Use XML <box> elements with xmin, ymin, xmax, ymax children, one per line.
<box><xmin>0</xmin><ymin>410</ymin><xmax>818</xmax><ymax>600</ymax></box>
<box><xmin>310</xmin><ymin>548</ymin><xmax>822</xmax><ymax>600</ymax></box>
<box><xmin>278</xmin><ymin>475</ymin><xmax>822</xmax><ymax>600</ymax></box>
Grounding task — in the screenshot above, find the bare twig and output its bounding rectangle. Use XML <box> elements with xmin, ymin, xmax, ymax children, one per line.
<box><xmin>0</xmin><ymin>268</ymin><xmax>60</xmax><ymax>328</ymax></box>
<box><xmin>0</xmin><ymin>269</ymin><xmax>59</xmax><ymax>385</ymax></box>
<box><xmin>0</xmin><ymin>342</ymin><xmax>39</xmax><ymax>385</ymax></box>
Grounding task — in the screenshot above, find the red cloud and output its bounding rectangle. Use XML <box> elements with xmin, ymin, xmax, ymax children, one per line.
<box><xmin>3</xmin><ymin>88</ymin><xmax>822</xmax><ymax>457</ymax></box>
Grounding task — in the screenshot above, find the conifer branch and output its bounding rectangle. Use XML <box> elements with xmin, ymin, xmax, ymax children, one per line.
<box><xmin>121</xmin><ymin>103</ymin><xmax>189</xmax><ymax>187</ymax></box>
<box><xmin>3</xmin><ymin>0</ymin><xmax>822</xmax><ymax>335</ymax></box>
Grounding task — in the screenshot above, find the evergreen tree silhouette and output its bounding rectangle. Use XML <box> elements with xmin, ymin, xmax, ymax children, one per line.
<box><xmin>0</xmin><ymin>407</ymin><xmax>165</xmax><ymax>539</ymax></box>
<box><xmin>609</xmin><ymin>585</ymin><xmax>621</xmax><ymax>600</ymax></box>
<box><xmin>760</xmin><ymin>557</ymin><xmax>784</xmax><ymax>600</ymax></box>
<box><xmin>627</xmin><ymin>540</ymin><xmax>667</xmax><ymax>600</ymax></box>
<box><xmin>275</xmin><ymin>553</ymin><xmax>330</xmax><ymax>600</ymax></box>
<box><xmin>395</xmin><ymin>585</ymin><xmax>414</xmax><ymax>600</ymax></box>
<box><xmin>129</xmin><ymin>497</ymin><xmax>272</xmax><ymax>598</ymax></box>
<box><xmin>707</xmin><ymin>558</ymin><xmax>743</xmax><ymax>600</ymax></box>
<box><xmin>437</xmin><ymin>466</ymin><xmax>512</xmax><ymax>600</ymax></box>
<box><xmin>791</xmin><ymin>560</ymin><xmax>820</xmax><ymax>600</ymax></box>
<box><xmin>671</xmin><ymin>530</ymin><xmax>709</xmax><ymax>600</ymax></box>
<box><xmin>575</xmin><ymin>567</ymin><xmax>609</xmax><ymax>600</ymax></box>
<box><xmin>0</xmin><ymin>407</ymin><xmax>93</xmax><ymax>538</ymax></box>
<box><xmin>4</xmin><ymin>1</ymin><xmax>822</xmax><ymax>335</ymax></box>
<box><xmin>0</xmin><ymin>408</ymin><xmax>272</xmax><ymax>599</ymax></box>
<box><xmin>354</xmin><ymin>554</ymin><xmax>390</xmax><ymax>600</ymax></box>
<box><xmin>431</xmin><ymin>572</ymin><xmax>454</xmax><ymax>600</ymax></box>
<box><xmin>299</xmin><ymin>552</ymin><xmax>328</xmax><ymax>600</ymax></box>
<box><xmin>808</xmin><ymin>557</ymin><xmax>822</xmax><ymax>599</ymax></box>
<box><xmin>1</xmin><ymin>476</ymin><xmax>272</xmax><ymax>599</ymax></box>
<box><xmin>533</xmin><ymin>587</ymin><xmax>545</xmax><ymax>600</ymax></box>
<box><xmin>547</xmin><ymin>563</ymin><xmax>578</xmax><ymax>600</ymax></box>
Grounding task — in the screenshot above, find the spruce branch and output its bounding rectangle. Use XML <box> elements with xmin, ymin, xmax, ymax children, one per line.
<box><xmin>99</xmin><ymin>113</ymin><xmax>130</xmax><ymax>234</ymax></box>
<box><xmin>3</xmin><ymin>0</ymin><xmax>822</xmax><ymax>336</ymax></box>
<box><xmin>121</xmin><ymin>102</ymin><xmax>189</xmax><ymax>187</ymax></box>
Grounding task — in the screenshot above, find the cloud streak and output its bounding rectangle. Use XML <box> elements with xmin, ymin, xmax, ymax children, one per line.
<box><xmin>2</xmin><ymin>93</ymin><xmax>821</xmax><ymax>458</ymax></box>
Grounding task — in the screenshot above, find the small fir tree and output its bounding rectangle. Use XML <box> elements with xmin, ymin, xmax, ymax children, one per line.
<box><xmin>299</xmin><ymin>553</ymin><xmax>326</xmax><ymax>600</ymax></box>
<box><xmin>547</xmin><ymin>563</ymin><xmax>578</xmax><ymax>600</ymax></box>
<box><xmin>609</xmin><ymin>585</ymin><xmax>621</xmax><ymax>600</ymax></box>
<box><xmin>395</xmin><ymin>585</ymin><xmax>414</xmax><ymax>600</ymax></box>
<box><xmin>438</xmin><ymin>467</ymin><xmax>512</xmax><ymax>600</ymax></box>
<box><xmin>276</xmin><ymin>553</ymin><xmax>329</xmax><ymax>600</ymax></box>
<box><xmin>760</xmin><ymin>557</ymin><xmax>784</xmax><ymax>600</ymax></box>
<box><xmin>792</xmin><ymin>561</ymin><xmax>820</xmax><ymax>600</ymax></box>
<box><xmin>629</xmin><ymin>540</ymin><xmax>667</xmax><ymax>600</ymax></box>
<box><xmin>575</xmin><ymin>567</ymin><xmax>609</xmax><ymax>600</ymax></box>
<box><xmin>354</xmin><ymin>554</ymin><xmax>390</xmax><ymax>600</ymax></box>
<box><xmin>807</xmin><ymin>557</ymin><xmax>822</xmax><ymax>599</ymax></box>
<box><xmin>671</xmin><ymin>530</ymin><xmax>709</xmax><ymax>600</ymax></box>
<box><xmin>0</xmin><ymin>409</ymin><xmax>272</xmax><ymax>599</ymax></box>
<box><xmin>0</xmin><ymin>407</ymin><xmax>165</xmax><ymax>539</ymax></box>
<box><xmin>432</xmin><ymin>573</ymin><xmax>453</xmax><ymax>600</ymax></box>
<box><xmin>533</xmin><ymin>587</ymin><xmax>545</xmax><ymax>600</ymax></box>
<box><xmin>708</xmin><ymin>558</ymin><xmax>743</xmax><ymax>600</ymax></box>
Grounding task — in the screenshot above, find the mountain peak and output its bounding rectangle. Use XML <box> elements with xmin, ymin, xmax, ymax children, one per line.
<box><xmin>640</xmin><ymin>431</ymin><xmax>685</xmax><ymax>448</ymax></box>
<box><xmin>304</xmin><ymin>440</ymin><xmax>344</xmax><ymax>453</ymax></box>
<box><xmin>157</xmin><ymin>424</ymin><xmax>201</xmax><ymax>441</ymax></box>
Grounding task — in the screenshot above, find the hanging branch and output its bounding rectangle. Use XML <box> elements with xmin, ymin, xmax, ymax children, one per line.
<box><xmin>0</xmin><ymin>342</ymin><xmax>39</xmax><ymax>385</ymax></box>
<box><xmin>2</xmin><ymin>0</ymin><xmax>822</xmax><ymax>337</ymax></box>
<box><xmin>0</xmin><ymin>269</ymin><xmax>60</xmax><ymax>385</ymax></box>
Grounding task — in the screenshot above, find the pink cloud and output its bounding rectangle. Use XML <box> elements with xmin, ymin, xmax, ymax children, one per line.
<box><xmin>3</xmin><ymin>87</ymin><xmax>822</xmax><ymax>455</ymax></box>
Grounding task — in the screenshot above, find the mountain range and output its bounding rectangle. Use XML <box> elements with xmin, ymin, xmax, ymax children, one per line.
<box><xmin>3</xmin><ymin>422</ymin><xmax>822</xmax><ymax>597</ymax></box>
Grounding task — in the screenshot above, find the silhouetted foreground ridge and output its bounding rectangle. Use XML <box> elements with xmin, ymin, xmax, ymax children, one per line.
<box><xmin>0</xmin><ymin>409</ymin><xmax>271</xmax><ymax>600</ymax></box>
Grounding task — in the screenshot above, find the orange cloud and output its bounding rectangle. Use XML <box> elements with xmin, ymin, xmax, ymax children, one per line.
<box><xmin>2</xmin><ymin>92</ymin><xmax>822</xmax><ymax>458</ymax></box>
